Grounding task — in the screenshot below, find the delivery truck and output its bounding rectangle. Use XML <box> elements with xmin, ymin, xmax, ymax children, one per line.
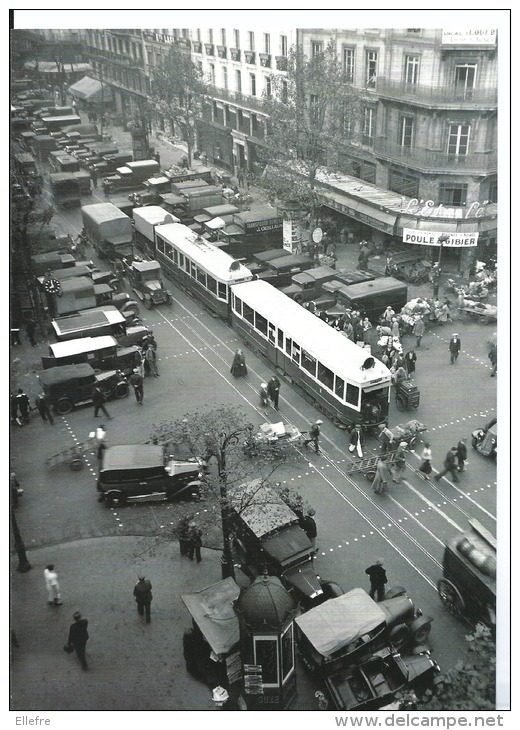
<box><xmin>81</xmin><ymin>203</ymin><xmax>134</xmax><ymax>261</ymax></box>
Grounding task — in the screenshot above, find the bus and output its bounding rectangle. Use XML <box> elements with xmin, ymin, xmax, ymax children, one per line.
<box><xmin>230</xmin><ymin>279</ymin><xmax>392</xmax><ymax>429</ymax></box>
<box><xmin>153</xmin><ymin>222</ymin><xmax>253</xmax><ymax>318</ymax></box>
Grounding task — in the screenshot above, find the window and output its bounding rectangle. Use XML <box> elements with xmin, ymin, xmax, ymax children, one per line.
<box><xmin>254</xmin><ymin>637</ymin><xmax>279</xmax><ymax>687</ymax></box>
<box><xmin>255</xmin><ymin>312</ymin><xmax>268</xmax><ymax>336</ymax></box>
<box><xmin>345</xmin><ymin>383</ymin><xmax>360</xmax><ymax>407</ymax></box>
<box><xmin>311</xmin><ymin>41</ymin><xmax>324</xmax><ymax>59</ymax></box>
<box><xmin>222</xmin><ymin>66</ymin><xmax>228</xmax><ymax>90</ymax></box>
<box><xmin>366</xmin><ymin>50</ymin><xmax>378</xmax><ymax>87</ymax></box>
<box><xmin>334</xmin><ymin>375</ymin><xmax>345</xmax><ymax>400</ymax></box>
<box><xmin>281</xmin><ymin>624</ymin><xmax>294</xmax><ymax>683</ymax></box>
<box><xmin>179</xmin><ymin>253</ymin><xmax>185</xmax><ymax>269</ymax></box>
<box><xmin>172</xmin><ymin>248</ymin><xmax>178</xmax><ymax>266</ymax></box>
<box><xmin>250</xmin><ymin>73</ymin><xmax>256</xmax><ymax>96</ymax></box>
<box><xmin>301</xmin><ymin>349</ymin><xmax>316</xmax><ymax>376</ymax></box>
<box><xmin>189</xmin><ymin>261</ymin><xmax>197</xmax><ymax>278</ymax></box>
<box><xmin>363</xmin><ymin>107</ymin><xmax>375</xmax><ymax>143</ymax></box>
<box><xmin>195</xmin><ymin>267</ymin><xmax>206</xmax><ymax>286</ymax></box>
<box><xmin>196</xmin><ymin>29</ymin><xmax>202</xmax><ymax>43</ymax></box>
<box><xmin>209</xmin><ymin>63</ymin><xmax>215</xmax><ymax>85</ymax></box>
<box><xmin>350</xmin><ymin>159</ymin><xmax>377</xmax><ymax>184</ymax></box>
<box><xmin>208</xmin><ymin>275</ymin><xmax>218</xmax><ymax>296</ymax></box>
<box><xmin>268</xmin><ymin>322</ymin><xmax>276</xmax><ymax>344</ymax></box>
<box><xmin>399</xmin><ymin>116</ymin><xmax>414</xmax><ymax>149</ymax></box>
<box><xmin>285</xmin><ymin>336</ymin><xmax>291</xmax><ymax>355</ymax></box>
<box><xmin>243</xmin><ymin>302</ymin><xmax>254</xmax><ymax>325</ymax></box>
<box><xmin>217</xmin><ymin>282</ymin><xmax>227</xmax><ymax>301</ymax></box>
<box><xmin>317</xmin><ymin>362</ymin><xmax>334</xmax><ymax>390</ymax></box>
<box><xmin>264</xmin><ymin>33</ymin><xmax>270</xmax><ymax>54</ymax></box>
<box><xmin>221</xmin><ymin>28</ymin><xmax>226</xmax><ymax>46</ymax></box>
<box><xmin>280</xmin><ymin>35</ymin><xmax>287</xmax><ymax>56</ymax></box>
<box><xmin>292</xmin><ymin>342</ymin><xmax>300</xmax><ymax>365</ymax></box>
<box><xmin>343</xmin><ymin>47</ymin><xmax>355</xmax><ymax>82</ymax></box>
<box><xmin>388</xmin><ymin>168</ymin><xmax>420</xmax><ymax>197</ymax></box>
<box><xmin>248</xmin><ymin>31</ymin><xmax>255</xmax><ymax>51</ymax></box>
<box><xmin>236</xmin><ymin>69</ymin><xmax>242</xmax><ymax>92</ymax></box>
<box><xmin>454</xmin><ymin>64</ymin><xmax>476</xmax><ymax>98</ymax></box>
<box><xmin>208</xmin><ymin>29</ymin><xmax>213</xmax><ymax>43</ymax></box>
<box><xmin>448</xmin><ymin>123</ymin><xmax>470</xmax><ymax>156</ymax></box>
<box><xmin>265</xmin><ymin>76</ymin><xmax>272</xmax><ymax>97</ymax></box>
<box><xmin>404</xmin><ymin>55</ymin><xmax>419</xmax><ymax>85</ymax></box>
<box><xmin>438</xmin><ymin>182</ymin><xmax>468</xmax><ymax>207</ymax></box>
<box><xmin>234</xmin><ymin>29</ymin><xmax>240</xmax><ymax>48</ymax></box>
<box><xmin>487</xmin><ymin>177</ymin><xmax>497</xmax><ymax>203</ymax></box>
<box><xmin>277</xmin><ymin>328</ymin><xmax>284</xmax><ymax>348</ymax></box>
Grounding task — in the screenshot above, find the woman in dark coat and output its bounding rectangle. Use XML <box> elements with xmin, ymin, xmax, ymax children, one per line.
<box><xmin>230</xmin><ymin>349</ymin><xmax>247</xmax><ymax>377</ymax></box>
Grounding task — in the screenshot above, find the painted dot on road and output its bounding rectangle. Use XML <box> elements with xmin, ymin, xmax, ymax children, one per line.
<box><xmin>338</xmin><ymin>545</ymin><xmax>342</xmax><ymax>548</ymax></box>
<box><xmin>381</xmin><ymin>526</ymin><xmax>385</xmax><ymax>530</ymax></box>
<box><xmin>321</xmin><ymin>552</ymin><xmax>326</xmax><ymax>556</ymax></box>
<box><xmin>329</xmin><ymin>548</ymin><xmax>334</xmax><ymax>551</ymax></box>
<box><xmin>118</xmin><ymin>524</ymin><xmax>123</xmax><ymax>528</ymax></box>
<box><xmin>345</xmin><ymin>542</ymin><xmax>350</xmax><ymax>545</ymax></box>
<box><xmin>297</xmin><ymin>475</ymin><xmax>301</xmax><ymax>478</ymax></box>
<box><xmin>414</xmin><ymin>512</ymin><xmax>419</xmax><ymax>516</ymax></box>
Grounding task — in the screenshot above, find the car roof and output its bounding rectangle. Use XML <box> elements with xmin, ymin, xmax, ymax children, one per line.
<box><xmin>101</xmin><ymin>444</ymin><xmax>165</xmax><ymax>470</ymax></box>
<box><xmin>131</xmin><ymin>260</ymin><xmax>160</xmax><ymax>273</ymax></box>
<box><xmin>295</xmin><ymin>588</ymin><xmax>386</xmax><ymax>657</ymax></box>
<box><xmin>39</xmin><ymin>363</ymin><xmax>96</xmax><ymax>385</ymax></box>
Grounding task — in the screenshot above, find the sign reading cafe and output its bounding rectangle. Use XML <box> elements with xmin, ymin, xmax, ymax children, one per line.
<box><xmin>403</xmin><ymin>229</ymin><xmax>479</xmax><ymax>248</ymax></box>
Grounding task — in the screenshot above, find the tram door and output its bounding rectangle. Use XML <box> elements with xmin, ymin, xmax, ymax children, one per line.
<box><xmin>267</xmin><ymin>322</ymin><xmax>280</xmax><ymax>367</ymax></box>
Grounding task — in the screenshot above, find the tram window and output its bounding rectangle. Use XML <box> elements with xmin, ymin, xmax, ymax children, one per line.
<box><xmin>318</xmin><ymin>362</ymin><xmax>334</xmax><ymax>391</ymax></box>
<box><xmin>292</xmin><ymin>342</ymin><xmax>300</xmax><ymax>364</ymax></box>
<box><xmin>190</xmin><ymin>261</ymin><xmax>197</xmax><ymax>278</ymax></box>
<box><xmin>173</xmin><ymin>249</ymin><xmax>179</xmax><ymax>266</ymax></box>
<box><xmin>179</xmin><ymin>253</ymin><xmax>185</xmax><ymax>269</ymax></box>
<box><xmin>256</xmin><ymin>312</ymin><xmax>268</xmax><ymax>336</ymax></box>
<box><xmin>244</xmin><ymin>303</ymin><xmax>254</xmax><ymax>325</ymax></box>
<box><xmin>334</xmin><ymin>375</ymin><xmax>345</xmax><ymax>400</ymax></box>
<box><xmin>285</xmin><ymin>337</ymin><xmax>291</xmax><ymax>355</ymax></box>
<box><xmin>234</xmin><ymin>294</ymin><xmax>242</xmax><ymax>316</ymax></box>
<box><xmin>277</xmin><ymin>328</ymin><xmax>284</xmax><ymax>348</ymax></box>
<box><xmin>345</xmin><ymin>383</ymin><xmax>359</xmax><ymax>406</ymax></box>
<box><xmin>207</xmin><ymin>275</ymin><xmax>217</xmax><ymax>295</ymax></box>
<box><xmin>301</xmin><ymin>348</ymin><xmax>316</xmax><ymax>376</ymax></box>
<box><xmin>196</xmin><ymin>266</ymin><xmax>206</xmax><ymax>286</ymax></box>
<box><xmin>218</xmin><ymin>282</ymin><xmax>227</xmax><ymax>301</ymax></box>
<box><xmin>157</xmin><ymin>237</ymin><xmax>165</xmax><ymax>254</ymax></box>
<box><xmin>268</xmin><ymin>322</ymin><xmax>276</xmax><ymax>344</ymax></box>
<box><xmin>164</xmin><ymin>243</ymin><xmax>173</xmax><ymax>260</ymax></box>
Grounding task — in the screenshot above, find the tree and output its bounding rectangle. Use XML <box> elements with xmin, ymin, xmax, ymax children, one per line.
<box><xmin>254</xmin><ymin>40</ymin><xmax>362</xmax><ymax>219</ymax></box>
<box><xmin>148</xmin><ymin>405</ymin><xmax>307</xmax><ymax>579</ymax></box>
<box><xmin>418</xmin><ymin>623</ymin><xmax>496</xmax><ymax>710</ymax></box>
<box><xmin>150</xmin><ymin>44</ymin><xmax>206</xmax><ymax>168</ymax></box>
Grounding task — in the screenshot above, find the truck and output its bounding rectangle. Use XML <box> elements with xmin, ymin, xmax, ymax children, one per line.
<box><xmin>133</xmin><ymin>206</ymin><xmax>179</xmax><ymax>256</ymax></box>
<box><xmin>49</xmin><ymin>172</ymin><xmax>81</xmax><ymax>208</ymax></box>
<box><xmin>81</xmin><ymin>203</ymin><xmax>134</xmax><ymax>261</ymax></box>
<box><xmin>335</xmin><ymin>277</ymin><xmax>408</xmax><ymax>320</ymax></box>
<box><xmin>160</xmin><ymin>185</ymin><xmax>225</xmax><ymax>222</ymax></box>
<box><xmin>123</xmin><ymin>258</ymin><xmax>172</xmax><ymax>308</ymax></box>
<box><xmin>217</xmin><ymin>205</ymin><xmax>283</xmax><ymax>257</ymax></box>
<box><xmin>103</xmin><ymin>159</ymin><xmax>160</xmax><ymax>192</ymax></box>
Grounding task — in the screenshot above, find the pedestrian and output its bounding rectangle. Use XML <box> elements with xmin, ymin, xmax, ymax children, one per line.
<box><xmin>382</xmin><ymin>306</ymin><xmax>395</xmax><ymax>324</ymax></box>
<box><xmin>178</xmin><ymin>514</ymin><xmax>194</xmax><ymax>556</ymax></box>
<box><xmin>412</xmin><ymin>317</ymin><xmax>425</xmax><ymax>348</ymax></box>
<box><xmin>348</xmin><ymin>424</ymin><xmax>364</xmax><ymax>458</ymax></box>
<box><xmin>456</xmin><ymin>437</ymin><xmax>468</xmax><ymax>473</ymax></box>
<box><xmin>378</xmin><ymin>424</ymin><xmax>395</xmax><ymax>454</ymax></box>
<box><xmin>187</xmin><ymin>521</ymin><xmax>203</xmax><ymax>563</ymax></box>
<box><xmin>449</xmin><ymin>333</ymin><xmax>462</xmax><ymax>364</ymax></box>
<box><xmin>434</xmin><ymin>447</ymin><xmax>460</xmax><ymax>483</ymax></box>
<box><xmin>133</xmin><ymin>576</ymin><xmax>153</xmax><ymax>623</ymax></box>
<box><xmin>266</xmin><ymin>374</ymin><xmax>281</xmax><ymax>410</ymax></box>
<box><xmin>404</xmin><ymin>349</ymin><xmax>417</xmax><ymax>376</ymax></box>
<box><xmin>25</xmin><ymin>319</ymin><xmax>37</xmax><ymax>346</ymax></box>
<box><xmin>438</xmin><ymin>301</ymin><xmax>452</xmax><ymax>324</ymax></box>
<box><xmin>430</xmin><ymin>263</ymin><xmax>441</xmax><ymax>298</ymax></box>
<box><xmin>344</xmin><ymin>321</ymin><xmax>355</xmax><ymax>341</ymax></box>
<box><xmin>16</xmin><ymin>389</ymin><xmax>30</xmax><ymax>423</ymax></box>
<box><xmin>372</xmin><ymin>456</ymin><xmax>391</xmax><ymax>495</ymax></box>
<box><xmin>259</xmin><ymin>382</ymin><xmax>269</xmax><ymax>408</ymax></box>
<box><xmin>392</xmin><ymin>441</ymin><xmax>408</xmax><ymax>484</ymax></box>
<box><xmin>391</xmin><ymin>317</ymin><xmax>400</xmax><ymax>339</ymax></box>
<box><xmin>65</xmin><ymin>611</ymin><xmax>89</xmax><ymax>670</ymax></box>
<box><xmin>145</xmin><ymin>344</ymin><xmax>160</xmax><ymax>377</ymax></box>
<box><xmin>129</xmin><ymin>367</ymin><xmax>144</xmax><ymax>404</ymax></box>
<box><xmin>365</xmin><ymin>559</ymin><xmax>388</xmax><ymax>602</ymax></box>
<box><xmin>362</xmin><ymin>317</ymin><xmax>372</xmax><ymax>344</ymax></box>
<box><xmin>43</xmin><ymin>564</ymin><xmax>62</xmax><ymax>606</ymax></box>
<box><xmin>488</xmin><ymin>344</ymin><xmax>497</xmax><ymax>377</ymax></box>
<box><xmin>357</xmin><ymin>246</ymin><xmax>369</xmax><ymax>270</ymax></box>
<box><xmin>418</xmin><ymin>442</ymin><xmax>433</xmax><ymax>480</ymax></box>
<box><xmin>230</xmin><ymin>348</ymin><xmax>247</xmax><ymax>377</ymax></box>
<box><xmin>299</xmin><ymin>508</ymin><xmax>317</xmax><ymax>550</ymax></box>
<box><xmin>303</xmin><ymin>419</ymin><xmax>323</xmax><ymax>454</ymax></box>
<box><xmin>95</xmin><ymin>424</ymin><xmax>107</xmax><ymax>461</ymax></box>
<box><xmin>35</xmin><ymin>393</ymin><xmax>55</xmax><ymax>424</ymax></box>
<box><xmin>393</xmin><ymin>365</ymin><xmax>409</xmax><ymax>386</ymax></box>
<box><xmin>91</xmin><ymin>168</ymin><xmax>98</xmax><ymax>189</ymax></box>
<box><xmin>10</xmin><ymin>393</ymin><xmax>19</xmax><ymax>425</ymax></box>
<box><xmin>92</xmin><ymin>385</ymin><xmax>111</xmax><ymax>418</ymax></box>
<box><xmin>10</xmin><ymin>471</ymin><xmax>22</xmax><ymax>508</ymax></box>
<box><xmin>154</xmin><ymin>151</ymin><xmax>161</xmax><ymax>165</ymax></box>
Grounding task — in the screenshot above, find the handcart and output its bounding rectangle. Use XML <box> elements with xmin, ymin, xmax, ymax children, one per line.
<box><xmin>344</xmin><ymin>452</ymin><xmax>398</xmax><ymax>481</ymax></box>
<box><xmin>395</xmin><ymin>380</ymin><xmax>420</xmax><ymax>411</ymax></box>
<box><xmin>459</xmin><ymin>300</ymin><xmax>497</xmax><ymax>325</ymax></box>
<box><xmin>243</xmin><ymin>421</ymin><xmax>304</xmax><ymax>457</ymax></box>
<box><xmin>383</xmin><ymin>419</ymin><xmax>427</xmax><ymax>451</ymax></box>
<box><xmin>46</xmin><ymin>440</ymin><xmax>95</xmax><ymax>471</ymax></box>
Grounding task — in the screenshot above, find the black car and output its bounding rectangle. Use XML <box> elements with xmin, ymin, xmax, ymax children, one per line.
<box><xmin>97</xmin><ymin>444</ymin><xmax>203</xmax><ymax>507</ymax></box>
<box><xmin>39</xmin><ymin>363</ymin><xmax>129</xmax><ymax>415</ymax></box>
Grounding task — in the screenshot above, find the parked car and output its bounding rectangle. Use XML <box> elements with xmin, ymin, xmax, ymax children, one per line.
<box><xmin>471</xmin><ymin>418</ymin><xmax>497</xmax><ymax>457</ymax></box>
<box><xmin>97</xmin><ymin>444</ymin><xmax>203</xmax><ymax>507</ymax></box>
<box><xmin>39</xmin><ymin>363</ymin><xmax>129</xmax><ymax>415</ymax></box>
<box><xmin>123</xmin><ymin>258</ymin><xmax>172</xmax><ymax>308</ymax></box>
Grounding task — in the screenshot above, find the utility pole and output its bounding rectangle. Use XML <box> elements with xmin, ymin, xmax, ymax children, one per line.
<box><xmin>11</xmin><ymin>508</ymin><xmax>32</xmax><ymax>573</ymax></box>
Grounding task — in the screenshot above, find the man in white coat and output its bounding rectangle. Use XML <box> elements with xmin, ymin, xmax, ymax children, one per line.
<box><xmin>43</xmin><ymin>564</ymin><xmax>62</xmax><ymax>605</ymax></box>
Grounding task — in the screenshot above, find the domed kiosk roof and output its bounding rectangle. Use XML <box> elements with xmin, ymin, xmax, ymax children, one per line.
<box><xmin>235</xmin><ymin>574</ymin><xmax>296</xmax><ymax>629</ymax></box>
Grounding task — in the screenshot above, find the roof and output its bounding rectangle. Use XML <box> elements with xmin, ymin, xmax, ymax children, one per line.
<box><xmin>236</xmin><ymin>575</ymin><xmax>295</xmax><ymax>628</ymax></box>
<box><xmin>231</xmin><ymin>280</ymin><xmax>391</xmax><ymax>386</ymax></box>
<box><xmin>39</xmin><ymin>363</ymin><xmax>96</xmax><ymax>386</ymax></box>
<box><xmin>201</xmin><ymin>204</ymin><xmax>240</xmax><ymax>218</ymax></box>
<box><xmin>236</xmin><ymin>206</ymin><xmax>281</xmax><ymax>223</ymax></box>
<box><xmin>49</xmin><ymin>335</ymin><xmax>117</xmax><ymax>358</ymax></box>
<box><xmin>68</xmin><ymin>76</ymin><xmax>110</xmax><ymax>101</ymax></box>
<box><xmin>181</xmin><ymin>578</ymin><xmax>241</xmax><ymax>656</ymax></box>
<box><xmin>133</xmin><ymin>206</ymin><xmax>179</xmax><ymax>226</ymax></box>
<box><xmin>253</xmin><ymin>248</ymin><xmax>289</xmax><ymax>263</ymax></box>
<box><xmin>102</xmin><ymin>444</ymin><xmax>165</xmax><ymax>470</ymax></box>
<box><xmin>131</xmin><ymin>260</ymin><xmax>161</xmax><ymax>273</ymax></box>
<box><xmin>81</xmin><ymin>203</ymin><xmax>131</xmax><ymax>224</ymax></box>
<box><xmin>228</xmin><ymin>479</ymin><xmax>298</xmax><ymax>538</ymax></box>
<box><xmin>339</xmin><ymin>277</ymin><xmax>407</xmax><ymax>298</ymax></box>
<box><xmin>295</xmin><ymin>588</ymin><xmax>386</xmax><ymax>657</ymax></box>
<box><xmin>53</xmin><ymin>306</ymin><xmax>124</xmax><ymax>333</ymax></box>
<box><xmin>57</xmin><ymin>277</ymin><xmax>93</xmax><ymax>294</ymax></box>
<box><xmin>154</xmin><ymin>223</ymin><xmax>253</xmax><ymax>283</ymax></box>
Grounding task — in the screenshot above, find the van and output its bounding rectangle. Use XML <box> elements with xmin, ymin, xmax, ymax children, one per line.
<box><xmin>335</xmin><ymin>277</ymin><xmax>408</xmax><ymax>319</ymax></box>
<box><xmin>41</xmin><ymin>335</ymin><xmax>141</xmax><ymax>375</ymax></box>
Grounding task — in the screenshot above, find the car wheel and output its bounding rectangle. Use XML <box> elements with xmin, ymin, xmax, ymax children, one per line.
<box><xmin>471</xmin><ymin>437</ymin><xmax>478</xmax><ymax>449</ymax></box>
<box><xmin>385</xmin><ymin>586</ymin><xmax>407</xmax><ymax>600</ymax></box>
<box><xmin>165</xmin><ymin>293</ymin><xmax>173</xmax><ymax>305</ymax></box>
<box><xmin>412</xmin><ymin>617</ymin><xmax>432</xmax><ymax>645</ymax></box>
<box><xmin>396</xmin><ymin>395</ymin><xmax>405</xmax><ymax>411</ymax></box>
<box><xmin>69</xmin><ymin>458</ymin><xmax>84</xmax><ymax>471</ymax></box>
<box><xmin>55</xmin><ymin>398</ymin><xmax>73</xmax><ymax>415</ymax></box>
<box><xmin>388</xmin><ymin>623</ymin><xmax>411</xmax><ymax>650</ymax></box>
<box><xmin>320</xmin><ymin>580</ymin><xmax>344</xmax><ymax>600</ymax></box>
<box><xmin>144</xmin><ymin>298</ymin><xmax>153</xmax><ymax>310</ymax></box>
<box><xmin>106</xmin><ymin>491</ymin><xmax>126</xmax><ymax>507</ymax></box>
<box><xmin>113</xmin><ymin>383</ymin><xmax>129</xmax><ymax>399</ymax></box>
<box><xmin>437</xmin><ymin>578</ymin><xmax>465</xmax><ymax>617</ymax></box>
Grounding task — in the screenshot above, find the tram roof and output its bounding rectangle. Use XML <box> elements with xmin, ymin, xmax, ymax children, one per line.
<box><xmin>154</xmin><ymin>222</ymin><xmax>253</xmax><ymax>282</ymax></box>
<box><xmin>231</xmin><ymin>280</ymin><xmax>392</xmax><ymax>385</ymax></box>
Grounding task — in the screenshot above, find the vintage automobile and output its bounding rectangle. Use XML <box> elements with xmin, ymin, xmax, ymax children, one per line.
<box><xmin>97</xmin><ymin>444</ymin><xmax>203</xmax><ymax>507</ymax></box>
<box><xmin>41</xmin><ymin>335</ymin><xmax>142</xmax><ymax>376</ymax></box>
<box><xmin>437</xmin><ymin>519</ymin><xmax>496</xmax><ymax>632</ymax></box>
<box><xmin>123</xmin><ymin>258</ymin><xmax>172</xmax><ymax>308</ymax></box>
<box><xmin>295</xmin><ymin>587</ymin><xmax>433</xmax><ymax>674</ymax></box>
<box><xmin>471</xmin><ymin>418</ymin><xmax>497</xmax><ymax>457</ymax></box>
<box><xmin>39</xmin><ymin>363</ymin><xmax>129</xmax><ymax>415</ymax></box>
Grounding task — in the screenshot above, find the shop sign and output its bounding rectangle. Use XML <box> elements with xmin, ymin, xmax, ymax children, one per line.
<box><xmin>246</xmin><ymin>219</ymin><xmax>282</xmax><ymax>233</ymax></box>
<box><xmin>403</xmin><ymin>199</ymin><xmax>486</xmax><ymax>219</ymax></box>
<box><xmin>282</xmin><ymin>219</ymin><xmax>301</xmax><ymax>253</ymax></box>
<box><xmin>442</xmin><ymin>29</ymin><xmax>497</xmax><ymax>45</ymax></box>
<box><xmin>403</xmin><ymin>228</ymin><xmax>479</xmax><ymax>247</ymax></box>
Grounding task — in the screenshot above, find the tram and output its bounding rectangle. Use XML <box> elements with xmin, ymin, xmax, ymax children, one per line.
<box><xmin>153</xmin><ymin>222</ymin><xmax>253</xmax><ymax>318</ymax></box>
<box><xmin>230</xmin><ymin>280</ymin><xmax>392</xmax><ymax>429</ymax></box>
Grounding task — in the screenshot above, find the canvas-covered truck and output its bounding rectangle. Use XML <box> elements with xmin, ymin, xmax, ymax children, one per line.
<box><xmin>81</xmin><ymin>203</ymin><xmax>134</xmax><ymax>261</ymax></box>
<box><xmin>132</xmin><ymin>206</ymin><xmax>179</xmax><ymax>255</ymax></box>
<box><xmin>103</xmin><ymin>159</ymin><xmax>160</xmax><ymax>192</ymax></box>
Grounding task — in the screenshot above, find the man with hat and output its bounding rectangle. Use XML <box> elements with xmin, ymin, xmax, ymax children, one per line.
<box><xmin>365</xmin><ymin>559</ymin><xmax>388</xmax><ymax>602</ymax></box>
<box><xmin>449</xmin><ymin>333</ymin><xmax>462</xmax><ymax>364</ymax></box>
<box><xmin>303</xmin><ymin>419</ymin><xmax>323</xmax><ymax>454</ymax></box>
<box><xmin>133</xmin><ymin>575</ymin><xmax>153</xmax><ymax>623</ymax></box>
<box><xmin>434</xmin><ymin>447</ymin><xmax>460</xmax><ymax>483</ymax></box>
<box><xmin>299</xmin><ymin>508</ymin><xmax>318</xmax><ymax>549</ymax></box>
<box><xmin>348</xmin><ymin>424</ymin><xmax>364</xmax><ymax>458</ymax></box>
<box><xmin>129</xmin><ymin>367</ymin><xmax>144</xmax><ymax>405</ymax></box>
<box><xmin>392</xmin><ymin>441</ymin><xmax>408</xmax><ymax>484</ymax></box>
<box><xmin>187</xmin><ymin>521</ymin><xmax>203</xmax><ymax>563</ymax></box>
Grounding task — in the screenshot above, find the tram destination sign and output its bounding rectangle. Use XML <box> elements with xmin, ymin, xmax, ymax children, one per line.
<box><xmin>403</xmin><ymin>229</ymin><xmax>479</xmax><ymax>247</ymax></box>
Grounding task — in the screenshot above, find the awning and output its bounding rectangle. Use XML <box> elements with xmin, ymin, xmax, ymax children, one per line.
<box><xmin>321</xmin><ymin>191</ymin><xmax>397</xmax><ymax>235</ymax></box>
<box><xmin>181</xmin><ymin>577</ymin><xmax>241</xmax><ymax>656</ymax></box>
<box><xmin>68</xmin><ymin>76</ymin><xmax>112</xmax><ymax>102</ymax></box>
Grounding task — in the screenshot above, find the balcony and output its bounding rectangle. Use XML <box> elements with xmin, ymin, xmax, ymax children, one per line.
<box><xmin>372</xmin><ymin>138</ymin><xmax>497</xmax><ymax>173</ymax></box>
<box><xmin>217</xmin><ymin>45</ymin><xmax>227</xmax><ymax>59</ymax></box>
<box><xmin>205</xmin><ymin>43</ymin><xmax>214</xmax><ymax>56</ymax></box>
<box><xmin>192</xmin><ymin>41</ymin><xmax>202</xmax><ymax>54</ymax></box>
<box><xmin>205</xmin><ymin>84</ymin><xmax>267</xmax><ymax>114</ymax></box>
<box><xmin>375</xmin><ymin>77</ymin><xmax>497</xmax><ymax>108</ymax></box>
<box><xmin>230</xmin><ymin>48</ymin><xmax>241</xmax><ymax>62</ymax></box>
<box><xmin>275</xmin><ymin>56</ymin><xmax>288</xmax><ymax>71</ymax></box>
<box><xmin>244</xmin><ymin>51</ymin><xmax>256</xmax><ymax>64</ymax></box>
<box><xmin>259</xmin><ymin>53</ymin><xmax>271</xmax><ymax>68</ymax></box>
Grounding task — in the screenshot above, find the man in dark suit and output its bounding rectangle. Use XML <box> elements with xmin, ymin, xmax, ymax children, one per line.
<box><xmin>449</xmin><ymin>334</ymin><xmax>462</xmax><ymax>364</ymax></box>
<box><xmin>266</xmin><ymin>375</ymin><xmax>281</xmax><ymax>410</ymax></box>
<box><xmin>67</xmin><ymin>611</ymin><xmax>89</xmax><ymax>669</ymax></box>
<box><xmin>133</xmin><ymin>576</ymin><xmax>153</xmax><ymax>623</ymax></box>
<box><xmin>365</xmin><ymin>559</ymin><xmax>388</xmax><ymax>602</ymax></box>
